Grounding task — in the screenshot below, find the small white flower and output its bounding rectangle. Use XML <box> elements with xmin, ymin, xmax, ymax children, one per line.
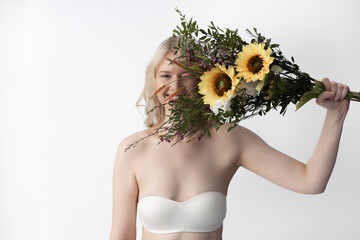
<box><xmin>238</xmin><ymin>81</ymin><xmax>259</xmax><ymax>97</ymax></box>
<box><xmin>246</xmin><ymin>86</ymin><xmax>258</xmax><ymax>96</ymax></box>
<box><xmin>211</xmin><ymin>96</ymin><xmax>233</xmax><ymax>115</ymax></box>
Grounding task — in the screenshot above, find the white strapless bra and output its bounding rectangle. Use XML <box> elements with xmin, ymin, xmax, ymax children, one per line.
<box><xmin>138</xmin><ymin>191</ymin><xmax>227</xmax><ymax>234</ymax></box>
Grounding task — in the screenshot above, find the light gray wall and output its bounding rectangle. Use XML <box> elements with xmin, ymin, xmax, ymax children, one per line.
<box><xmin>1</xmin><ymin>0</ymin><xmax>359</xmax><ymax>239</ymax></box>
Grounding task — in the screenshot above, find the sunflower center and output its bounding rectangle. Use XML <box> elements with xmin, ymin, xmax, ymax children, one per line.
<box><xmin>214</xmin><ymin>73</ymin><xmax>232</xmax><ymax>97</ymax></box>
<box><xmin>247</xmin><ymin>55</ymin><xmax>264</xmax><ymax>74</ymax></box>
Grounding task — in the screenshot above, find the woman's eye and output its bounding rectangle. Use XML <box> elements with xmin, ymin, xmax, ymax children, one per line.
<box><xmin>161</xmin><ymin>75</ymin><xmax>171</xmax><ymax>78</ymax></box>
<box><xmin>182</xmin><ymin>74</ymin><xmax>194</xmax><ymax>78</ymax></box>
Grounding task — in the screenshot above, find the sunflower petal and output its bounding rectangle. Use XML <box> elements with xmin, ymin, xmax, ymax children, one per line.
<box><xmin>235</xmin><ymin>43</ymin><xmax>274</xmax><ymax>82</ymax></box>
<box><xmin>198</xmin><ymin>64</ymin><xmax>239</xmax><ymax>107</ymax></box>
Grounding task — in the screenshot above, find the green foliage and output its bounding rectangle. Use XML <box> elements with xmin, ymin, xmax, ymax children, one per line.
<box><xmin>156</xmin><ymin>9</ymin><xmax>318</xmax><ymax>145</ymax></box>
<box><xmin>155</xmin><ymin>94</ymin><xmax>213</xmax><ymax>145</ymax></box>
<box><xmin>124</xmin><ymin>9</ymin><xmax>360</xmax><ymax>150</ymax></box>
<box><xmin>296</xmin><ymin>80</ymin><xmax>324</xmax><ymax>110</ymax></box>
<box><xmin>173</xmin><ymin>8</ymin><xmax>244</xmax><ymax>68</ymax></box>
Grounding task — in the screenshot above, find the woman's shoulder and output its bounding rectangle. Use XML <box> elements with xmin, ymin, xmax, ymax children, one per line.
<box><xmin>117</xmin><ymin>128</ymin><xmax>156</xmax><ymax>154</ymax></box>
<box><xmin>211</xmin><ymin>123</ymin><xmax>264</xmax><ymax>144</ymax></box>
<box><xmin>113</xmin><ymin>129</ymin><xmax>153</xmax><ymax>173</ymax></box>
<box><xmin>212</xmin><ymin>123</ymin><xmax>251</xmax><ymax>137</ymax></box>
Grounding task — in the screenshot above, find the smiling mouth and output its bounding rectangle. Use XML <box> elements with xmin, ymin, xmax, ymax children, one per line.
<box><xmin>165</xmin><ymin>94</ymin><xmax>179</xmax><ymax>100</ymax></box>
<box><xmin>165</xmin><ymin>88</ymin><xmax>185</xmax><ymax>100</ymax></box>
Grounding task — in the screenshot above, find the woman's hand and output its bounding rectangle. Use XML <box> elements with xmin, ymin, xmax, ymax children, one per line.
<box><xmin>316</xmin><ymin>78</ymin><xmax>350</xmax><ymax>114</ymax></box>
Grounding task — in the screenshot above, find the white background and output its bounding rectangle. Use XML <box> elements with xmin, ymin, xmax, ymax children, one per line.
<box><xmin>1</xmin><ymin>0</ymin><xmax>360</xmax><ymax>239</ymax></box>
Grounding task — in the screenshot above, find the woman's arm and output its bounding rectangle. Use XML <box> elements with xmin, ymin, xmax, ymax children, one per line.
<box><xmin>110</xmin><ymin>141</ymin><xmax>139</xmax><ymax>240</ymax></box>
<box><xmin>306</xmin><ymin>78</ymin><xmax>349</xmax><ymax>192</ymax></box>
<box><xmin>236</xmin><ymin>78</ymin><xmax>349</xmax><ymax>194</ymax></box>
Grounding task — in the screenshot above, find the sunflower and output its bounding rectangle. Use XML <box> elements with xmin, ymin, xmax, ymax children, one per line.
<box><xmin>236</xmin><ymin>43</ymin><xmax>274</xmax><ymax>82</ymax></box>
<box><xmin>198</xmin><ymin>64</ymin><xmax>240</xmax><ymax>108</ymax></box>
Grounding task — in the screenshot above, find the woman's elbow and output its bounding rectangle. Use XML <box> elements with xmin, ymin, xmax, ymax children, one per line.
<box><xmin>304</xmin><ymin>183</ymin><xmax>327</xmax><ymax>195</ymax></box>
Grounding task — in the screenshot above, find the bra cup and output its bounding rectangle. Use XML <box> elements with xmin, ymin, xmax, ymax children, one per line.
<box><xmin>183</xmin><ymin>192</ymin><xmax>226</xmax><ymax>230</ymax></box>
<box><xmin>138</xmin><ymin>191</ymin><xmax>226</xmax><ymax>234</ymax></box>
<box><xmin>139</xmin><ymin>197</ymin><xmax>181</xmax><ymax>231</ymax></box>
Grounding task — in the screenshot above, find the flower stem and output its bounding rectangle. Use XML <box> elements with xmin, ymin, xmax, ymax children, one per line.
<box><xmin>347</xmin><ymin>91</ymin><xmax>360</xmax><ymax>101</ymax></box>
<box><xmin>309</xmin><ymin>77</ymin><xmax>360</xmax><ymax>102</ymax></box>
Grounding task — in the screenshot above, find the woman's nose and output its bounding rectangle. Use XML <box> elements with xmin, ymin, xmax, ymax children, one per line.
<box><xmin>169</xmin><ymin>77</ymin><xmax>182</xmax><ymax>92</ymax></box>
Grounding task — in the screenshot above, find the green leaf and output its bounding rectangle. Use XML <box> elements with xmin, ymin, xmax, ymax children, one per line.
<box><xmin>227</xmin><ymin>125</ymin><xmax>236</xmax><ymax>132</ymax></box>
<box><xmin>187</xmin><ymin>65</ymin><xmax>204</xmax><ymax>72</ymax></box>
<box><xmin>314</xmin><ymin>79</ymin><xmax>324</xmax><ymax>88</ymax></box>
<box><xmin>256</xmin><ymin>71</ymin><xmax>274</xmax><ymax>92</ymax></box>
<box><xmin>258</xmin><ymin>36</ymin><xmax>265</xmax><ymax>43</ymax></box>
<box><xmin>181</xmin><ymin>22</ymin><xmax>186</xmax><ymax>29</ymax></box>
<box><xmin>296</xmin><ymin>85</ymin><xmax>324</xmax><ymax>110</ymax></box>
<box><xmin>200</xmin><ymin>29</ymin><xmax>207</xmax><ymax>36</ymax></box>
<box><xmin>263</xmin><ymin>88</ymin><xmax>276</xmax><ymax>100</ymax></box>
<box><xmin>194</xmin><ymin>54</ymin><xmax>208</xmax><ymax>60</ymax></box>
<box><xmin>277</xmin><ymin>78</ymin><xmax>292</xmax><ymax>91</ymax></box>
<box><xmin>265</xmin><ymin>38</ymin><xmax>271</xmax><ymax>48</ymax></box>
<box><xmin>271</xmin><ymin>65</ymin><xmax>282</xmax><ymax>73</ymax></box>
<box><xmin>302</xmin><ymin>72</ymin><xmax>311</xmax><ymax>78</ymax></box>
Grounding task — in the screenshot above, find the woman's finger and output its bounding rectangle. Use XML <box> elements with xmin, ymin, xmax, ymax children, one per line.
<box><xmin>329</xmin><ymin>81</ymin><xmax>337</xmax><ymax>100</ymax></box>
<box><xmin>334</xmin><ymin>83</ymin><xmax>343</xmax><ymax>101</ymax></box>
<box><xmin>316</xmin><ymin>91</ymin><xmax>334</xmax><ymax>104</ymax></box>
<box><xmin>341</xmin><ymin>84</ymin><xmax>349</xmax><ymax>100</ymax></box>
<box><xmin>322</xmin><ymin>78</ymin><xmax>331</xmax><ymax>91</ymax></box>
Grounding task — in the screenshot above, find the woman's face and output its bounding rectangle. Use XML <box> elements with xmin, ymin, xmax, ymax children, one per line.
<box><xmin>155</xmin><ymin>52</ymin><xmax>197</xmax><ymax>107</ymax></box>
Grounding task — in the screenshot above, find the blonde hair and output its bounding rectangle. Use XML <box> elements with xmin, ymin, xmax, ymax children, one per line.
<box><xmin>137</xmin><ymin>36</ymin><xmax>181</xmax><ymax>127</ymax></box>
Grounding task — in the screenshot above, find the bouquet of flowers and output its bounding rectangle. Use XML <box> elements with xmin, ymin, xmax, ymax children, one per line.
<box><xmin>126</xmin><ymin>9</ymin><xmax>360</xmax><ymax>151</ymax></box>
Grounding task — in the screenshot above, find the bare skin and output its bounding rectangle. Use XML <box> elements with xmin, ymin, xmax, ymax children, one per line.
<box><xmin>110</xmin><ymin>52</ymin><xmax>350</xmax><ymax>240</ymax></box>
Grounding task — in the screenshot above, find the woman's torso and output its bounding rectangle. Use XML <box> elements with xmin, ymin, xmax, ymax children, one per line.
<box><xmin>129</xmin><ymin>125</ymin><xmax>241</xmax><ymax>240</ymax></box>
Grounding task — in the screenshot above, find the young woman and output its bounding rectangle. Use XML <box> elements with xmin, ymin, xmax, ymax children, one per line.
<box><xmin>110</xmin><ymin>37</ymin><xmax>350</xmax><ymax>240</ymax></box>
